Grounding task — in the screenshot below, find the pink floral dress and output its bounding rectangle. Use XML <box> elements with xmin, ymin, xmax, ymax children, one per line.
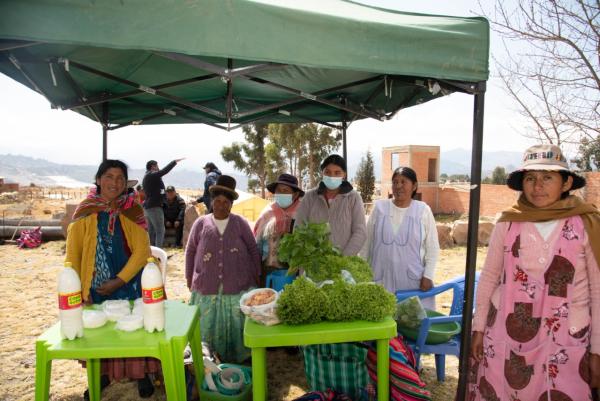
<box><xmin>469</xmin><ymin>217</ymin><xmax>592</xmax><ymax>401</ymax></box>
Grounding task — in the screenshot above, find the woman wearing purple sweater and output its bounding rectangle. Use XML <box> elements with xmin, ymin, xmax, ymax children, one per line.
<box><xmin>185</xmin><ymin>175</ymin><xmax>261</xmax><ymax>363</ymax></box>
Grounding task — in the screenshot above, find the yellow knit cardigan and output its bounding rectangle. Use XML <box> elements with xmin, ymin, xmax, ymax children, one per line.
<box><xmin>65</xmin><ymin>213</ymin><xmax>151</xmax><ymax>301</ymax></box>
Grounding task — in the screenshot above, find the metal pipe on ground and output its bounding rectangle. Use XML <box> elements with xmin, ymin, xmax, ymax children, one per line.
<box><xmin>0</xmin><ymin>218</ymin><xmax>62</xmax><ymax>226</ymax></box>
<box><xmin>0</xmin><ymin>226</ymin><xmax>65</xmax><ymax>240</ymax></box>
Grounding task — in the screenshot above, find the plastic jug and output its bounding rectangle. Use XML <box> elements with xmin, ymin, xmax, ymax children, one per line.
<box><xmin>58</xmin><ymin>262</ymin><xmax>84</xmax><ymax>340</ymax></box>
<box><xmin>141</xmin><ymin>257</ymin><xmax>165</xmax><ymax>332</ymax></box>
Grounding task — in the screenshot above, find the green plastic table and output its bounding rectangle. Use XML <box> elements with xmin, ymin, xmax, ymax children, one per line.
<box><xmin>35</xmin><ymin>300</ymin><xmax>203</xmax><ymax>401</ymax></box>
<box><xmin>244</xmin><ymin>317</ymin><xmax>396</xmax><ymax>401</ymax></box>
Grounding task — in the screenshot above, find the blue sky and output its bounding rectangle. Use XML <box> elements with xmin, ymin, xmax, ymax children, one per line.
<box><xmin>0</xmin><ymin>0</ymin><xmax>533</xmax><ymax>176</ymax></box>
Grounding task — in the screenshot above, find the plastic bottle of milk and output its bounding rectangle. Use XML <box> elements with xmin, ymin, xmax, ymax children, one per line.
<box><xmin>58</xmin><ymin>262</ymin><xmax>84</xmax><ymax>340</ymax></box>
<box><xmin>141</xmin><ymin>257</ymin><xmax>165</xmax><ymax>332</ymax></box>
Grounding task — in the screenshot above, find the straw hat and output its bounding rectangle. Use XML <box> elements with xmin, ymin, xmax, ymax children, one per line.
<box><xmin>506</xmin><ymin>144</ymin><xmax>586</xmax><ymax>191</ymax></box>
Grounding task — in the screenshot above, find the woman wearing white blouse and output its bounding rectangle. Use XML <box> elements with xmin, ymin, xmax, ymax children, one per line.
<box><xmin>360</xmin><ymin>166</ymin><xmax>439</xmax><ymax>308</ymax></box>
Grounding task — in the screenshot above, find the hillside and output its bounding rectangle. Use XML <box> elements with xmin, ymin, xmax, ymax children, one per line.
<box><xmin>0</xmin><ymin>154</ymin><xmax>248</xmax><ymax>190</ymax></box>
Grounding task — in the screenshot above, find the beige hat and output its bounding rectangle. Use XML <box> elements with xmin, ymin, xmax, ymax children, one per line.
<box><xmin>506</xmin><ymin>144</ymin><xmax>586</xmax><ymax>191</ymax></box>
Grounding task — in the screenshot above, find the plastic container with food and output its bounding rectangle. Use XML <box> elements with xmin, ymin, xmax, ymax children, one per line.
<box><xmin>239</xmin><ymin>288</ymin><xmax>280</xmax><ymax>326</ymax></box>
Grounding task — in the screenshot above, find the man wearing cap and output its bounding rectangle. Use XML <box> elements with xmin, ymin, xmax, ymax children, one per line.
<box><xmin>196</xmin><ymin>162</ymin><xmax>221</xmax><ymax>214</ymax></box>
<box><xmin>253</xmin><ymin>173</ymin><xmax>304</xmax><ymax>285</ymax></box>
<box><xmin>142</xmin><ymin>158</ymin><xmax>184</xmax><ymax>247</ymax></box>
<box><xmin>163</xmin><ymin>185</ymin><xmax>186</xmax><ymax>247</ymax></box>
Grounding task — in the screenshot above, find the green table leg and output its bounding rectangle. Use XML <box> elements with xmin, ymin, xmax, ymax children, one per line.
<box><xmin>160</xmin><ymin>341</ymin><xmax>180</xmax><ymax>401</ymax></box>
<box><xmin>376</xmin><ymin>339</ymin><xmax>389</xmax><ymax>401</ymax></box>
<box><xmin>170</xmin><ymin>342</ymin><xmax>188</xmax><ymax>400</ymax></box>
<box><xmin>86</xmin><ymin>359</ymin><xmax>101</xmax><ymax>401</ymax></box>
<box><xmin>189</xmin><ymin>321</ymin><xmax>204</xmax><ymax>397</ymax></box>
<box><xmin>251</xmin><ymin>347</ymin><xmax>267</xmax><ymax>401</ymax></box>
<box><xmin>34</xmin><ymin>342</ymin><xmax>51</xmax><ymax>401</ymax></box>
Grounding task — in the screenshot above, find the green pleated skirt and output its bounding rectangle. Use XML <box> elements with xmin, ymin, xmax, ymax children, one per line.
<box><xmin>189</xmin><ymin>289</ymin><xmax>250</xmax><ymax>364</ymax></box>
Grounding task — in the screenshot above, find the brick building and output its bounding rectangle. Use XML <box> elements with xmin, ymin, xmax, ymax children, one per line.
<box><xmin>0</xmin><ymin>177</ymin><xmax>19</xmax><ymax>194</ymax></box>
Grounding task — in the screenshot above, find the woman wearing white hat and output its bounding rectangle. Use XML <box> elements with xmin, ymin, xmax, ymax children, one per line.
<box><xmin>469</xmin><ymin>144</ymin><xmax>600</xmax><ymax>400</ymax></box>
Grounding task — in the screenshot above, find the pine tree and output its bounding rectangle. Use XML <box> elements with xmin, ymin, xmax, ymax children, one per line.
<box><xmin>221</xmin><ymin>123</ymin><xmax>270</xmax><ymax>198</ymax></box>
<box><xmin>355</xmin><ymin>150</ymin><xmax>375</xmax><ymax>203</ymax></box>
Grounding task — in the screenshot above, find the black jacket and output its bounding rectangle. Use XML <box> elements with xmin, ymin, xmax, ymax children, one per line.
<box><xmin>164</xmin><ymin>195</ymin><xmax>186</xmax><ymax>222</ymax></box>
<box><xmin>142</xmin><ymin>160</ymin><xmax>177</xmax><ymax>209</ymax></box>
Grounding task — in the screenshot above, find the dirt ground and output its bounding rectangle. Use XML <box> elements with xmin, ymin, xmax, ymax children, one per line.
<box><xmin>0</xmin><ymin>188</ymin><xmax>487</xmax><ymax>401</ymax></box>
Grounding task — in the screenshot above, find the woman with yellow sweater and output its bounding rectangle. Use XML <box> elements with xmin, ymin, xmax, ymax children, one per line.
<box><xmin>66</xmin><ymin>159</ymin><xmax>156</xmax><ymax>399</ymax></box>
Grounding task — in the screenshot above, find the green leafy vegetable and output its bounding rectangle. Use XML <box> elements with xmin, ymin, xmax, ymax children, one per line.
<box><xmin>309</xmin><ymin>255</ymin><xmax>373</xmax><ymax>283</ymax></box>
<box><xmin>394</xmin><ymin>296</ymin><xmax>427</xmax><ymax>329</ymax></box>
<box><xmin>348</xmin><ymin>282</ymin><xmax>397</xmax><ymax>322</ymax></box>
<box><xmin>276</xmin><ymin>277</ymin><xmax>327</xmax><ymax>325</ymax></box>
<box><xmin>322</xmin><ymin>280</ymin><xmax>354</xmax><ymax>321</ymax></box>
<box><xmin>277</xmin><ymin>278</ymin><xmax>396</xmax><ymax>325</ymax></box>
<box><xmin>278</xmin><ymin>222</ymin><xmax>339</xmax><ymax>274</ymax></box>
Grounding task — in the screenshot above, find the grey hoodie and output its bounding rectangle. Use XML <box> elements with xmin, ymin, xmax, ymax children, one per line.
<box><xmin>294</xmin><ymin>181</ymin><xmax>366</xmax><ymax>256</ymax></box>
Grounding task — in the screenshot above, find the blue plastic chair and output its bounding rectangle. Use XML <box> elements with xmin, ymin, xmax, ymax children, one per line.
<box><xmin>395</xmin><ymin>272</ymin><xmax>480</xmax><ymax>381</ymax></box>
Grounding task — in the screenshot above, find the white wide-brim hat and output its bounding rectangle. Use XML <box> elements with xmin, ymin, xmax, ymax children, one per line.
<box><xmin>506</xmin><ymin>144</ymin><xmax>586</xmax><ymax>191</ymax></box>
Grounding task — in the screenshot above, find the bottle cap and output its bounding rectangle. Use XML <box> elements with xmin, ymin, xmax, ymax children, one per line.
<box><xmin>146</xmin><ymin>257</ymin><xmax>156</xmax><ymax>263</ymax></box>
<box><xmin>64</xmin><ymin>262</ymin><xmax>72</xmax><ymax>267</ymax></box>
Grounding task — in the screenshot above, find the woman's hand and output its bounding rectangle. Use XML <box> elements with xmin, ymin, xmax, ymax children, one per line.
<box><xmin>96</xmin><ymin>277</ymin><xmax>125</xmax><ymax>296</ymax></box>
<box><xmin>420</xmin><ymin>277</ymin><xmax>433</xmax><ymax>291</ymax></box>
<box><xmin>590</xmin><ymin>353</ymin><xmax>600</xmax><ymax>388</ymax></box>
<box><xmin>471</xmin><ymin>331</ymin><xmax>484</xmax><ymax>363</ymax></box>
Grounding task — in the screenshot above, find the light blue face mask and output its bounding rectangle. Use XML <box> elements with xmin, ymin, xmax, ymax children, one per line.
<box><xmin>274</xmin><ymin>193</ymin><xmax>294</xmax><ymax>209</ymax></box>
<box><xmin>322</xmin><ymin>175</ymin><xmax>343</xmax><ymax>190</ymax></box>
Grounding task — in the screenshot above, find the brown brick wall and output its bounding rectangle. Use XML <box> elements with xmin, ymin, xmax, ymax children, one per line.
<box><xmin>437</xmin><ymin>185</ymin><xmax>518</xmax><ymax>216</ymax></box>
<box><xmin>0</xmin><ymin>183</ymin><xmax>19</xmax><ymax>193</ymax></box>
<box><xmin>583</xmin><ymin>172</ymin><xmax>600</xmax><ymax>206</ymax></box>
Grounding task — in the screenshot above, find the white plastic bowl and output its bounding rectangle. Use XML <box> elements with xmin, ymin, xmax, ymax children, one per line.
<box><xmin>115</xmin><ymin>314</ymin><xmax>144</xmax><ymax>332</ymax></box>
<box><xmin>82</xmin><ymin>309</ymin><xmax>108</xmax><ymax>329</ymax></box>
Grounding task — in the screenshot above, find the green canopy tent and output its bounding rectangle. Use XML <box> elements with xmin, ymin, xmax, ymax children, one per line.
<box><xmin>0</xmin><ymin>1</ymin><xmax>489</xmax><ymax>398</ymax></box>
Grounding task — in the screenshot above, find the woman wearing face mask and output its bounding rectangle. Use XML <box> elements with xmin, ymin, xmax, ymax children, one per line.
<box><xmin>360</xmin><ymin>166</ymin><xmax>439</xmax><ymax>308</ymax></box>
<box><xmin>295</xmin><ymin>154</ymin><xmax>367</xmax><ymax>256</ymax></box>
<box><xmin>295</xmin><ymin>155</ymin><xmax>368</xmax><ymax>399</ymax></box>
<box><xmin>253</xmin><ymin>173</ymin><xmax>304</xmax><ymax>286</ymax></box>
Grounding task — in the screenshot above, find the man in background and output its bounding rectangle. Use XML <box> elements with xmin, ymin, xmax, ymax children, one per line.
<box><xmin>163</xmin><ymin>185</ymin><xmax>186</xmax><ymax>247</ymax></box>
<box><xmin>142</xmin><ymin>158</ymin><xmax>184</xmax><ymax>247</ymax></box>
<box><xmin>196</xmin><ymin>162</ymin><xmax>221</xmax><ymax>214</ymax></box>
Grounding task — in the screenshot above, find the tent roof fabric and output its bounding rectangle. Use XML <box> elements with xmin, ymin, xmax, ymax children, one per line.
<box><xmin>0</xmin><ymin>0</ymin><xmax>489</xmax><ymax>127</ymax></box>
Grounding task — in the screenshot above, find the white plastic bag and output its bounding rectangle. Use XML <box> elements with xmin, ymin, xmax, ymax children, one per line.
<box><xmin>239</xmin><ymin>288</ymin><xmax>280</xmax><ymax>326</ymax></box>
<box><xmin>395</xmin><ymin>296</ymin><xmax>427</xmax><ymax>329</ymax></box>
<box><xmin>103</xmin><ymin>300</ymin><xmax>131</xmax><ymax>322</ymax></box>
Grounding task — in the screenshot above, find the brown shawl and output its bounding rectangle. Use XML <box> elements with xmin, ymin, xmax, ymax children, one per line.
<box><xmin>498</xmin><ymin>194</ymin><xmax>600</xmax><ymax>267</ymax></box>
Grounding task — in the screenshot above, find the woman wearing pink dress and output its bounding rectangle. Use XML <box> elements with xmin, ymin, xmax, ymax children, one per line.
<box><xmin>469</xmin><ymin>144</ymin><xmax>600</xmax><ymax>401</ymax></box>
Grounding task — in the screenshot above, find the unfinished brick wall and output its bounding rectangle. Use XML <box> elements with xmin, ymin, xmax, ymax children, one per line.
<box><xmin>0</xmin><ymin>182</ymin><xmax>19</xmax><ymax>193</ymax></box>
<box><xmin>437</xmin><ymin>184</ymin><xmax>518</xmax><ymax>217</ymax></box>
<box><xmin>583</xmin><ymin>172</ymin><xmax>600</xmax><ymax>206</ymax></box>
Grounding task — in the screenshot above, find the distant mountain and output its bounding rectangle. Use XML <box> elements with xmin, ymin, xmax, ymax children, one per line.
<box><xmin>0</xmin><ymin>154</ymin><xmax>248</xmax><ymax>190</ymax></box>
<box><xmin>440</xmin><ymin>148</ymin><xmax>522</xmax><ymax>177</ymax></box>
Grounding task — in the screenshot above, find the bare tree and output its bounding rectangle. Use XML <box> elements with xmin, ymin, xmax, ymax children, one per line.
<box><xmin>483</xmin><ymin>0</ymin><xmax>599</xmax><ymax>148</ymax></box>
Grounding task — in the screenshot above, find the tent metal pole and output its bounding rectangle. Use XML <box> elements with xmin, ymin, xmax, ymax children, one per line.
<box><xmin>342</xmin><ymin>119</ymin><xmax>348</xmax><ymax>161</ymax></box>
<box><xmin>456</xmin><ymin>82</ymin><xmax>486</xmax><ymax>401</ymax></box>
<box><xmin>102</xmin><ymin>102</ymin><xmax>108</xmax><ymax>161</ymax></box>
